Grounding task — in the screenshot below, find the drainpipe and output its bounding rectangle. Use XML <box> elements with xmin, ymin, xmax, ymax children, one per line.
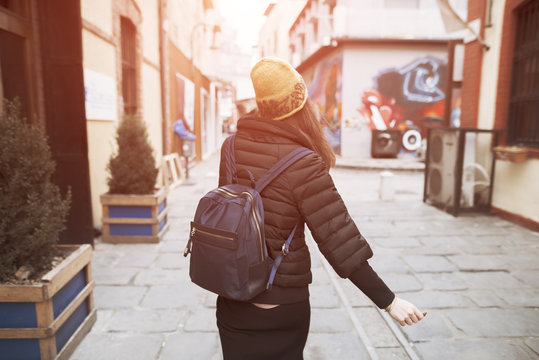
<box><xmin>158</xmin><ymin>0</ymin><xmax>170</xmax><ymax>155</ymax></box>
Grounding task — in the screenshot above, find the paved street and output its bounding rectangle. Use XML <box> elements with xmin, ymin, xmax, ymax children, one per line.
<box><xmin>72</xmin><ymin>151</ymin><xmax>539</xmax><ymax>360</ymax></box>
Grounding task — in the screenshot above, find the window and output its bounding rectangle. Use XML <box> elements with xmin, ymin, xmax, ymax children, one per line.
<box><xmin>507</xmin><ymin>0</ymin><xmax>539</xmax><ymax>147</ymax></box>
<box><xmin>0</xmin><ymin>28</ymin><xmax>30</xmax><ymax>118</ymax></box>
<box><xmin>120</xmin><ymin>17</ymin><xmax>137</xmax><ymax>115</ymax></box>
<box><xmin>1</xmin><ymin>2</ymin><xmax>30</xmax><ymax>116</ymax></box>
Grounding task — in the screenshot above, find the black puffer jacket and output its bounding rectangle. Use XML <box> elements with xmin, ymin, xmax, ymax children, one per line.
<box><xmin>219</xmin><ymin>116</ymin><xmax>377</xmax><ymax>303</ymax></box>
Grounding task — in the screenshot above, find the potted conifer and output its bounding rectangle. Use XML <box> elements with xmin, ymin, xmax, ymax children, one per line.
<box><xmin>100</xmin><ymin>115</ymin><xmax>169</xmax><ymax>243</ymax></box>
<box><xmin>0</xmin><ymin>99</ymin><xmax>96</xmax><ymax>360</ymax></box>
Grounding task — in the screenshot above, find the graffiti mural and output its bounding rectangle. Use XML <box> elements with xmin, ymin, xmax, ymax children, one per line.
<box><xmin>308</xmin><ymin>53</ymin><xmax>343</xmax><ymax>155</ymax></box>
<box><xmin>358</xmin><ymin>57</ymin><xmax>447</xmax><ymax>152</ymax></box>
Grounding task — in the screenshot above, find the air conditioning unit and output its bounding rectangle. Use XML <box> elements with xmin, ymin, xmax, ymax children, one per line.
<box><xmin>371</xmin><ymin>129</ymin><xmax>401</xmax><ymax>158</ymax></box>
<box><xmin>424</xmin><ymin>128</ymin><xmax>499</xmax><ymax>216</ymax></box>
<box><xmin>425</xmin><ymin>129</ymin><xmax>459</xmax><ymax>206</ymax></box>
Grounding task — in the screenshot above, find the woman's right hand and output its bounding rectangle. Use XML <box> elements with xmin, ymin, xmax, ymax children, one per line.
<box><xmin>386</xmin><ymin>297</ymin><xmax>426</xmax><ymax>326</ymax></box>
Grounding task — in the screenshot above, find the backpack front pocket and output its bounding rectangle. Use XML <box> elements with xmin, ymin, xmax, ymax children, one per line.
<box><xmin>190</xmin><ymin>221</ymin><xmax>237</xmax><ymax>250</ymax></box>
<box><xmin>189</xmin><ymin>221</ymin><xmax>246</xmax><ymax>298</ymax></box>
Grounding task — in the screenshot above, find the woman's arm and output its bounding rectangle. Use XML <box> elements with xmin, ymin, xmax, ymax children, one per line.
<box><xmin>287</xmin><ymin>154</ymin><xmax>373</xmax><ymax>278</ymax></box>
<box><xmin>287</xmin><ymin>154</ymin><xmax>425</xmax><ymax>326</ymax></box>
<box><xmin>348</xmin><ymin>261</ymin><xmax>394</xmax><ymax>309</ymax></box>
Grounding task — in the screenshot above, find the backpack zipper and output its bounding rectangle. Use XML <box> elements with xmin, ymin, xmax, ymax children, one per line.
<box><xmin>215</xmin><ymin>188</ymin><xmax>264</xmax><ymax>261</ymax></box>
<box><xmin>192</xmin><ymin>226</ymin><xmax>235</xmax><ymax>241</ymax></box>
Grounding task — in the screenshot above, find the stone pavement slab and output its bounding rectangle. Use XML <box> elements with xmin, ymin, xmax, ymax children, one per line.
<box><xmin>159</xmin><ymin>333</ymin><xmax>220</xmax><ymax>360</ymax></box>
<box><xmin>504</xmin><ymin>254</ymin><xmax>539</xmax><ymax>270</ymax></box>
<box><xmin>399</xmin><ymin>312</ymin><xmax>454</xmax><ymax>341</ymax></box>
<box><xmin>93</xmin><ymin>285</ymin><xmax>147</xmax><ymax>308</ymax></box>
<box><xmin>71</xmin><ymin>333</ymin><xmax>164</xmax><ymax>360</ymax></box>
<box><xmin>304</xmin><ymin>333</ymin><xmax>369</xmax><ymax>360</ymax></box>
<box><xmin>337</xmin><ymin>279</ymin><xmax>376</xmax><ymax>308</ymax></box>
<box><xmin>494</xmin><ymin>288</ymin><xmax>539</xmax><ymax>307</ymax></box>
<box><xmin>116</xmin><ymin>252</ymin><xmax>158</xmax><ymax>268</ymax></box>
<box><xmin>513</xmin><ymin>270</ymin><xmax>539</xmax><ymax>287</ymax></box>
<box><xmin>398</xmin><ymin>290</ymin><xmax>474</xmax><ymax>309</ymax></box>
<box><xmin>309</xmin><ymin>284</ymin><xmax>341</xmax><ymax>308</ymax></box>
<box><xmin>414</xmin><ymin>340</ymin><xmax>535</xmax><ymax>360</ymax></box>
<box><xmin>376</xmin><ymin>347</ymin><xmax>409</xmax><ymax>360</ymax></box>
<box><xmin>401</xmin><ymin>255</ymin><xmax>458</xmax><ymax>273</ymax></box>
<box><xmin>92</xmin><ymin>266</ymin><xmax>138</xmax><ymax>285</ymax></box>
<box><xmin>91</xmin><ymin>251</ymin><xmax>121</xmax><ymax>267</ymax></box>
<box><xmin>184</xmin><ymin>307</ymin><xmax>219</xmax><ymax>332</ymax></box>
<box><xmin>354</xmin><ymin>307</ymin><xmax>401</xmax><ymax>348</ymax></box>
<box><xmin>154</xmin><ymin>252</ymin><xmax>187</xmax><ymax>269</ymax></box>
<box><xmin>158</xmin><ymin>237</ymin><xmax>184</xmax><ymax>251</ymax></box>
<box><xmin>525</xmin><ymin>338</ymin><xmax>539</xmax><ymax>355</ymax></box>
<box><xmin>310</xmin><ymin>309</ymin><xmax>354</xmax><ymax>332</ymax></box>
<box><xmin>382</xmin><ymin>273</ymin><xmax>423</xmax><ymax>292</ymax></box>
<box><xmin>140</xmin><ymin>283</ymin><xmax>205</xmax><ymax>309</ymax></box>
<box><xmin>372</xmin><ymin>236</ymin><xmax>421</xmax><ymax>248</ymax></box>
<box><xmin>368</xmin><ymin>255</ymin><xmax>411</xmax><ymax>273</ymax></box>
<box><xmin>311</xmin><ymin>266</ymin><xmax>332</xmax><ymax>284</ymax></box>
<box><xmin>133</xmin><ymin>268</ymin><xmax>184</xmax><ymax>285</ymax></box>
<box><xmin>447</xmin><ymin>254</ymin><xmax>510</xmax><ymax>271</ymax></box>
<box><xmin>105</xmin><ymin>309</ymin><xmax>185</xmax><ymax>332</ymax></box>
<box><xmin>414</xmin><ymin>272</ymin><xmax>468</xmax><ymax>291</ymax></box>
<box><xmin>456</xmin><ymin>271</ymin><xmax>526</xmax><ymax>289</ymax></box>
<box><xmin>446</xmin><ymin>309</ymin><xmax>539</xmax><ymax>337</ymax></box>
<box><xmin>465</xmin><ymin>289</ymin><xmax>507</xmax><ymax>307</ymax></box>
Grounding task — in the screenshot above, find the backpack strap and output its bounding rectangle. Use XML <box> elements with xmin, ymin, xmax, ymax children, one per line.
<box><xmin>266</xmin><ymin>223</ymin><xmax>298</xmax><ymax>290</ymax></box>
<box><xmin>255</xmin><ymin>147</ymin><xmax>313</xmax><ymax>193</ymax></box>
<box><xmin>258</xmin><ymin>147</ymin><xmax>313</xmax><ymax>290</ymax></box>
<box><xmin>224</xmin><ymin>135</ymin><xmax>236</xmax><ymax>184</ymax></box>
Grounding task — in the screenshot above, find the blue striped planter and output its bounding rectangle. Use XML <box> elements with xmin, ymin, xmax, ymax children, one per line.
<box><xmin>100</xmin><ymin>188</ymin><xmax>169</xmax><ymax>243</ymax></box>
<box><xmin>0</xmin><ymin>245</ymin><xmax>95</xmax><ymax>360</ymax></box>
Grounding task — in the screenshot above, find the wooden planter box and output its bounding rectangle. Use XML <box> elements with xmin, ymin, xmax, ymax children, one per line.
<box><xmin>0</xmin><ymin>244</ymin><xmax>96</xmax><ymax>360</ymax></box>
<box><xmin>100</xmin><ymin>188</ymin><xmax>169</xmax><ymax>243</ymax></box>
<box><xmin>494</xmin><ymin>146</ymin><xmax>528</xmax><ymax>163</ymax></box>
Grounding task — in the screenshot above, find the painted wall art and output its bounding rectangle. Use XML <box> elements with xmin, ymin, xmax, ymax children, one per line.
<box><xmin>307</xmin><ymin>53</ymin><xmax>343</xmax><ymax>155</ymax></box>
<box><xmin>357</xmin><ymin>56</ymin><xmax>449</xmax><ymax>152</ymax></box>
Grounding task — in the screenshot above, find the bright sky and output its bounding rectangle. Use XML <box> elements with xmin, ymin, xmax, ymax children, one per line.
<box><xmin>218</xmin><ymin>0</ymin><xmax>272</xmax><ymax>49</ymax></box>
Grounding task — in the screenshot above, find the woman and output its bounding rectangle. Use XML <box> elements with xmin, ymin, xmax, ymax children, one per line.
<box><xmin>216</xmin><ymin>57</ymin><xmax>425</xmax><ymax>360</ymax></box>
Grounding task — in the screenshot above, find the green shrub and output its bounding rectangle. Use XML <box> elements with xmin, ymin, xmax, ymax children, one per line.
<box><xmin>0</xmin><ymin>99</ymin><xmax>71</xmax><ymax>282</ymax></box>
<box><xmin>107</xmin><ymin>115</ymin><xmax>159</xmax><ymax>194</ymax></box>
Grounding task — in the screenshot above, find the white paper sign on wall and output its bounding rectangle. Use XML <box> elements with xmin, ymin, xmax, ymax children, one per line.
<box><xmin>84</xmin><ymin>68</ymin><xmax>117</xmax><ymax>121</ymax></box>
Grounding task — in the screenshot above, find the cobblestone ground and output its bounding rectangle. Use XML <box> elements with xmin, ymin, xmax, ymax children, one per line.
<box><xmin>71</xmin><ymin>152</ymin><xmax>539</xmax><ymax>360</ymax></box>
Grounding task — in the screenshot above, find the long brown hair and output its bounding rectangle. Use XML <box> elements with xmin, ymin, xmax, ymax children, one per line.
<box><xmin>283</xmin><ymin>99</ymin><xmax>336</xmax><ymax>168</ymax></box>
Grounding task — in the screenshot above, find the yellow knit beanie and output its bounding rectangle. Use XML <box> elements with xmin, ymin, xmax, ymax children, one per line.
<box><xmin>250</xmin><ymin>57</ymin><xmax>308</xmax><ymax>120</ymax></box>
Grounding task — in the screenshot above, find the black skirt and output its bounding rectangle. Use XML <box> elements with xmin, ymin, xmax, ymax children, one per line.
<box><xmin>216</xmin><ymin>296</ymin><xmax>311</xmax><ymax>360</ymax></box>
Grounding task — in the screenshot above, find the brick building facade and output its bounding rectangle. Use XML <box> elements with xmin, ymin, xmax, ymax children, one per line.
<box><xmin>461</xmin><ymin>0</ymin><xmax>538</xmax><ymax>229</ymax></box>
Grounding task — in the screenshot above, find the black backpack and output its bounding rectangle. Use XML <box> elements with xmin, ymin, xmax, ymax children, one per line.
<box><xmin>184</xmin><ymin>135</ymin><xmax>313</xmax><ymax>300</ymax></box>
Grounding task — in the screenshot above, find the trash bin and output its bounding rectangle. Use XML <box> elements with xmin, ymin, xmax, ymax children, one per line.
<box><xmin>379</xmin><ymin>171</ymin><xmax>395</xmax><ymax>201</ymax></box>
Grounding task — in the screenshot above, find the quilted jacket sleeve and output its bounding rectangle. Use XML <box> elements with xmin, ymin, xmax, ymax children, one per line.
<box><xmin>286</xmin><ymin>153</ymin><xmax>374</xmax><ymax>278</ymax></box>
